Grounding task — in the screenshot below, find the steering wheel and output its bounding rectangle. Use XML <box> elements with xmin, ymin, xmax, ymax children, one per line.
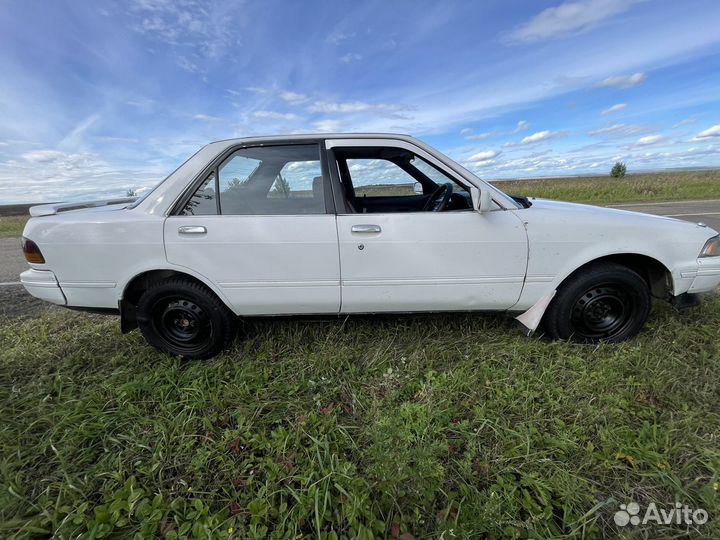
<box><xmin>422</xmin><ymin>182</ymin><xmax>453</xmax><ymax>212</ymax></box>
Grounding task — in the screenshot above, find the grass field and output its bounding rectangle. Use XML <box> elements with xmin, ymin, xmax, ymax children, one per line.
<box><xmin>0</xmin><ymin>216</ymin><xmax>28</xmax><ymax>238</ymax></box>
<box><xmin>493</xmin><ymin>170</ymin><xmax>720</xmax><ymax>205</ymax></box>
<box><xmin>2</xmin><ymin>298</ymin><xmax>720</xmax><ymax>539</ymax></box>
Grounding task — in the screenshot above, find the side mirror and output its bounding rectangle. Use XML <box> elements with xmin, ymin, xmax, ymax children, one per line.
<box><xmin>413</xmin><ymin>182</ymin><xmax>423</xmax><ymax>195</ymax></box>
<box><xmin>470</xmin><ymin>187</ymin><xmax>493</xmax><ymax>213</ymax></box>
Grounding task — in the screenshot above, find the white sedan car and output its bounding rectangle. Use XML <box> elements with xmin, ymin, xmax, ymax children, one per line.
<box><xmin>20</xmin><ymin>134</ymin><xmax>720</xmax><ymax>358</ymax></box>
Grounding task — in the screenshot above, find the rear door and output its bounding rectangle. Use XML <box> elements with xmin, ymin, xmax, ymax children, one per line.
<box><xmin>164</xmin><ymin>143</ymin><xmax>341</xmax><ymax>315</ymax></box>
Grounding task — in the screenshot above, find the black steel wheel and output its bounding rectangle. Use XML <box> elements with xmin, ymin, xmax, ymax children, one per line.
<box><xmin>153</xmin><ymin>298</ymin><xmax>211</xmax><ymax>354</ymax></box>
<box><xmin>542</xmin><ymin>262</ymin><xmax>651</xmax><ymax>343</ymax></box>
<box><xmin>136</xmin><ymin>277</ymin><xmax>236</xmax><ymax>359</ymax></box>
<box><xmin>569</xmin><ymin>284</ymin><xmax>635</xmax><ymax>339</ymax></box>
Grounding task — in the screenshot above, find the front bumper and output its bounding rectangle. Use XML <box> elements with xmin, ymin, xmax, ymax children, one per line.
<box><xmin>688</xmin><ymin>257</ymin><xmax>720</xmax><ymax>293</ymax></box>
<box><xmin>20</xmin><ymin>269</ymin><xmax>67</xmax><ymax>305</ymax></box>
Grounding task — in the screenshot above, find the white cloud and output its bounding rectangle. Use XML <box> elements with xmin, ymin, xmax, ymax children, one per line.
<box><xmin>98</xmin><ymin>136</ymin><xmax>140</xmax><ymax>144</ymax></box>
<box><xmin>327</xmin><ymin>31</ymin><xmax>356</xmax><ymax>45</ymax></box>
<box><xmin>22</xmin><ymin>150</ymin><xmax>67</xmax><ymax>163</ymax></box>
<box><xmin>466</xmin><ymin>131</ymin><xmax>499</xmax><ymax>141</ymax></box>
<box><xmin>130</xmin><ymin>0</ymin><xmax>233</xmax><ymax>70</ymax></box>
<box><xmin>596</xmin><ymin>72</ymin><xmax>647</xmax><ymax>88</ymax></box>
<box><xmin>521</xmin><ymin>130</ymin><xmax>559</xmax><ymax>144</ymax></box>
<box><xmin>462</xmin><ymin>122</ymin><xmax>527</xmax><ymax>140</ymax></box>
<box><xmin>513</xmin><ymin>120</ymin><xmax>530</xmax><ymax>133</ymax></box>
<box><xmin>175</xmin><ymin>55</ymin><xmax>200</xmax><ymax>73</ymax></box>
<box><xmin>340</xmin><ymin>53</ymin><xmax>362</xmax><ymax>63</ymax></box>
<box><xmin>313</xmin><ymin>119</ymin><xmax>344</xmax><ymax>132</ymax></box>
<box><xmin>693</xmin><ymin>125</ymin><xmax>720</xmax><ymax>139</ymax></box>
<box><xmin>125</xmin><ymin>98</ymin><xmax>155</xmax><ymax>109</ymax></box>
<box><xmin>192</xmin><ymin>114</ymin><xmax>222</xmax><ymax>122</ymax></box>
<box><xmin>588</xmin><ymin>123</ymin><xmax>646</xmax><ymax>137</ymax></box>
<box><xmin>636</xmin><ymin>134</ymin><xmax>664</xmax><ymax>145</ymax></box>
<box><xmin>307</xmin><ymin>100</ymin><xmax>403</xmax><ymax>115</ymax></box>
<box><xmin>506</xmin><ymin>0</ymin><xmax>638</xmax><ymax>43</ymax></box>
<box><xmin>469</xmin><ymin>150</ymin><xmax>501</xmax><ymax>162</ymax></box>
<box><xmin>462</xmin><ymin>136</ymin><xmax>720</xmax><ymax>180</ymax></box>
<box><xmin>1</xmin><ymin>149</ymin><xmax>163</xmax><ymax>204</ymax></box>
<box><xmin>601</xmin><ymin>103</ymin><xmax>627</xmax><ymax>115</ymax></box>
<box><xmin>251</xmin><ymin>111</ymin><xmax>300</xmax><ymax>121</ymax></box>
<box><xmin>280</xmin><ymin>91</ymin><xmax>309</xmax><ymax>105</ymax></box>
<box><xmin>672</xmin><ymin>117</ymin><xmax>697</xmax><ymax>129</ymax></box>
<box><xmin>468</xmin><ymin>159</ymin><xmax>497</xmax><ymax>169</ymax></box>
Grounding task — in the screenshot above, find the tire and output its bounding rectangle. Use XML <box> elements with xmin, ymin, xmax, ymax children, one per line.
<box><xmin>542</xmin><ymin>262</ymin><xmax>651</xmax><ymax>343</ymax></box>
<box><xmin>136</xmin><ymin>277</ymin><xmax>237</xmax><ymax>359</ymax></box>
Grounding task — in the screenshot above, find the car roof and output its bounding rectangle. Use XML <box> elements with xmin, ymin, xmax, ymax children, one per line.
<box><xmin>208</xmin><ymin>132</ymin><xmax>416</xmax><ymax>146</ymax></box>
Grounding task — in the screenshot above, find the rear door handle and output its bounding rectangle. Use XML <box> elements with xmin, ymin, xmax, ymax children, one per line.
<box><xmin>351</xmin><ymin>224</ymin><xmax>381</xmax><ymax>233</ymax></box>
<box><xmin>178</xmin><ymin>226</ymin><xmax>207</xmax><ymax>235</ymax></box>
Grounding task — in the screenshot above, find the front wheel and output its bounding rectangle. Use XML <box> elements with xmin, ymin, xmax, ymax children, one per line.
<box><xmin>136</xmin><ymin>278</ymin><xmax>237</xmax><ymax>359</ymax></box>
<box><xmin>542</xmin><ymin>262</ymin><xmax>651</xmax><ymax>343</ymax></box>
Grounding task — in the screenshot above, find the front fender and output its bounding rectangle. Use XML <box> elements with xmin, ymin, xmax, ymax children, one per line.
<box><xmin>515</xmin><ymin>246</ymin><xmax>681</xmax><ymax>312</ymax></box>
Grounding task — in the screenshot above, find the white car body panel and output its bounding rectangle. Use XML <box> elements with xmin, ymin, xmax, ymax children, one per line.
<box><xmin>19</xmin><ymin>268</ymin><xmax>67</xmax><ymax>305</ymax></box>
<box><xmin>514</xmin><ymin>199</ymin><xmax>717</xmax><ymax>310</ymax></box>
<box><xmin>164</xmin><ymin>214</ymin><xmax>341</xmax><ymax>315</ymax></box>
<box><xmin>337</xmin><ymin>211</ymin><xmax>527</xmax><ymax>312</ymax></box>
<box><xmin>18</xmin><ymin>133</ymin><xmax>720</xmax><ymax>329</ymax></box>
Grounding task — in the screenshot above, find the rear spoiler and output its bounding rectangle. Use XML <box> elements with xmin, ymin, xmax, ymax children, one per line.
<box><xmin>29</xmin><ymin>197</ymin><xmax>138</xmax><ymax>217</ymax></box>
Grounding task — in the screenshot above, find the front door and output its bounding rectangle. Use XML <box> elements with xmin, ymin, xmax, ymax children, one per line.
<box><xmin>329</xmin><ymin>142</ymin><xmax>528</xmax><ymax>313</ymax></box>
<box><xmin>165</xmin><ymin>143</ymin><xmax>341</xmax><ymax>315</ymax></box>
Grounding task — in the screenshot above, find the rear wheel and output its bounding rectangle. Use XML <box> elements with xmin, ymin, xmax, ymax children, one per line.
<box><xmin>136</xmin><ymin>278</ymin><xmax>236</xmax><ymax>359</ymax></box>
<box><xmin>542</xmin><ymin>262</ymin><xmax>651</xmax><ymax>343</ymax></box>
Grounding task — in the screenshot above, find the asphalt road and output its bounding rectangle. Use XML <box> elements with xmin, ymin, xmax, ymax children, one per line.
<box><xmin>0</xmin><ymin>236</ymin><xmax>49</xmax><ymax>317</ymax></box>
<box><xmin>609</xmin><ymin>199</ymin><xmax>720</xmax><ymax>231</ymax></box>
<box><xmin>1</xmin><ymin>199</ymin><xmax>718</xmax><ymax>317</ymax></box>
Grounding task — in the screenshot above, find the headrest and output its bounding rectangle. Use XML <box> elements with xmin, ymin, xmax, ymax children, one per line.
<box><xmin>312</xmin><ymin>176</ymin><xmax>323</xmax><ymax>197</ymax></box>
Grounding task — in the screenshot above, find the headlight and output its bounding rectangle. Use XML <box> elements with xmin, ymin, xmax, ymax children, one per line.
<box><xmin>699</xmin><ymin>235</ymin><xmax>720</xmax><ymax>258</ymax></box>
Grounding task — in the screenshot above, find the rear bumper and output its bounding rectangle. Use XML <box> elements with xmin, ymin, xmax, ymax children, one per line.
<box><xmin>20</xmin><ymin>269</ymin><xmax>67</xmax><ymax>305</ymax></box>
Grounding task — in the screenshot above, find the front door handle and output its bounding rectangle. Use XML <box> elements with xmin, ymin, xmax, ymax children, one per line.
<box><xmin>178</xmin><ymin>226</ymin><xmax>207</xmax><ymax>235</ymax></box>
<box><xmin>351</xmin><ymin>224</ymin><xmax>381</xmax><ymax>233</ymax></box>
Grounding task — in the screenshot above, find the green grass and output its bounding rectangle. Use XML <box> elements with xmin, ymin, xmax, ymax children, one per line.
<box><xmin>493</xmin><ymin>170</ymin><xmax>720</xmax><ymax>205</ymax></box>
<box><xmin>0</xmin><ymin>216</ymin><xmax>28</xmax><ymax>238</ymax></box>
<box><xmin>2</xmin><ymin>298</ymin><xmax>720</xmax><ymax>539</ymax></box>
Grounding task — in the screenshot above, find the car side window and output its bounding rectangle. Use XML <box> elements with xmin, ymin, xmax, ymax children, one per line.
<box><xmin>180</xmin><ymin>144</ymin><xmax>326</xmax><ymax>216</ymax></box>
<box><xmin>219</xmin><ymin>145</ymin><xmax>325</xmax><ymax>215</ymax></box>
<box><xmin>335</xmin><ymin>147</ymin><xmax>471</xmax><ymax>214</ymax></box>
<box><xmin>409</xmin><ymin>156</ymin><xmax>466</xmax><ymax>194</ymax></box>
<box><xmin>347</xmin><ymin>159</ymin><xmax>418</xmax><ymax>197</ymax></box>
<box><xmin>180</xmin><ymin>172</ymin><xmax>217</xmax><ymax>215</ymax></box>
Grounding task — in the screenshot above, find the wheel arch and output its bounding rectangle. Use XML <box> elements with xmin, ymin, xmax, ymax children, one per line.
<box><xmin>119</xmin><ymin>268</ymin><xmax>233</xmax><ymax>333</ymax></box>
<box><xmin>557</xmin><ymin>253</ymin><xmax>672</xmax><ymax>299</ymax></box>
<box><xmin>516</xmin><ymin>252</ymin><xmax>672</xmax><ymax>334</ymax></box>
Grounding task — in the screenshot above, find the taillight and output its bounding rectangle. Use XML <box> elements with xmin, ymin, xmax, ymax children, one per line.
<box><xmin>21</xmin><ymin>237</ymin><xmax>45</xmax><ymax>264</ymax></box>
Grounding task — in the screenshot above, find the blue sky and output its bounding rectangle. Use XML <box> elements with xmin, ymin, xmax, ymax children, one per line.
<box><xmin>1</xmin><ymin>0</ymin><xmax>720</xmax><ymax>203</ymax></box>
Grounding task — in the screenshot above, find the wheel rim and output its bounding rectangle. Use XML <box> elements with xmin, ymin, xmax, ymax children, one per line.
<box><xmin>570</xmin><ymin>284</ymin><xmax>635</xmax><ymax>339</ymax></box>
<box><xmin>152</xmin><ymin>297</ymin><xmax>212</xmax><ymax>353</ymax></box>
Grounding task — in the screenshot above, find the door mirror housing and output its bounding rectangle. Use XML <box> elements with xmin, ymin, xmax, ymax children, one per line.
<box><xmin>470</xmin><ymin>187</ymin><xmax>493</xmax><ymax>213</ymax></box>
<box><xmin>413</xmin><ymin>182</ymin><xmax>423</xmax><ymax>195</ymax></box>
